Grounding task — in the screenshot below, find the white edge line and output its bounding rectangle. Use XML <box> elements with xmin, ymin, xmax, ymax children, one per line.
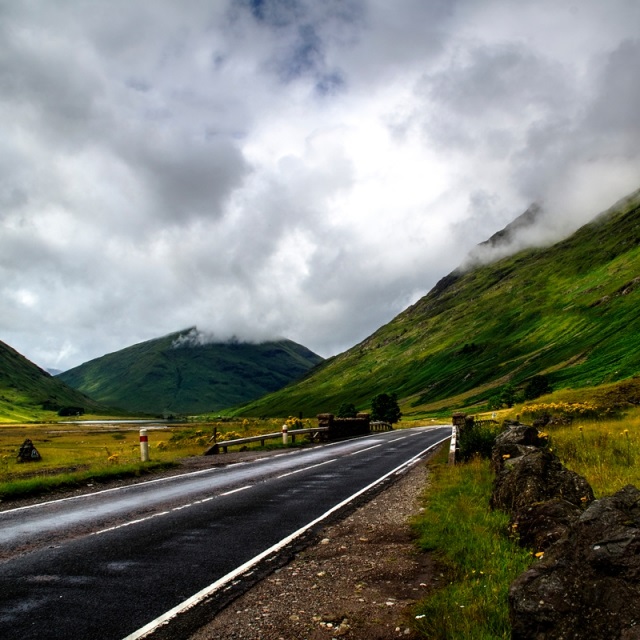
<box><xmin>122</xmin><ymin>430</ymin><xmax>452</xmax><ymax>640</ymax></box>
<box><xmin>1</xmin><ymin>466</ymin><xmax>222</xmax><ymax>514</ymax></box>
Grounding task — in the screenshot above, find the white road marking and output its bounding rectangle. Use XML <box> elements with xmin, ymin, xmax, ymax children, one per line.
<box><xmin>220</xmin><ymin>485</ymin><xmax>251</xmax><ymax>496</ymax></box>
<box><xmin>348</xmin><ymin>443</ymin><xmax>382</xmax><ymax>455</ymax></box>
<box><xmin>93</xmin><ymin>511</ymin><xmax>171</xmax><ymax>536</ymax></box>
<box><xmin>277</xmin><ymin>458</ymin><xmax>337</xmax><ymax>479</ymax></box>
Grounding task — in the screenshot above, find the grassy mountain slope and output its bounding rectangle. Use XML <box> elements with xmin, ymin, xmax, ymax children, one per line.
<box><xmin>236</xmin><ymin>189</ymin><xmax>640</xmax><ymax>418</ymax></box>
<box><xmin>0</xmin><ymin>340</ymin><xmax>106</xmax><ymax>422</ymax></box>
<box><xmin>58</xmin><ymin>329</ymin><xmax>323</xmax><ymax>415</ymax></box>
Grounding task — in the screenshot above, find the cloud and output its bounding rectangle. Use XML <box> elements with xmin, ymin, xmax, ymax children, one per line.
<box><xmin>1</xmin><ymin>0</ymin><xmax>639</xmax><ymax>372</ymax></box>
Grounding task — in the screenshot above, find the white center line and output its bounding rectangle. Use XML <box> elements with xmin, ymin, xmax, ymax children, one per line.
<box><xmin>277</xmin><ymin>458</ymin><xmax>337</xmax><ymax>479</ymax></box>
<box><xmin>220</xmin><ymin>485</ymin><xmax>251</xmax><ymax>496</ymax></box>
<box><xmin>348</xmin><ymin>443</ymin><xmax>382</xmax><ymax>456</ymax></box>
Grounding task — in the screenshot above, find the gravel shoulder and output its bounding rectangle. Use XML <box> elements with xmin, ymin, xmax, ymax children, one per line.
<box><xmin>188</xmin><ymin>449</ymin><xmax>443</xmax><ymax>640</ymax></box>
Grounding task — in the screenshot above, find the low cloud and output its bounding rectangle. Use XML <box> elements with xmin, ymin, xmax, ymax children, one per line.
<box><xmin>1</xmin><ymin>1</ymin><xmax>639</xmax><ymax>371</ymax></box>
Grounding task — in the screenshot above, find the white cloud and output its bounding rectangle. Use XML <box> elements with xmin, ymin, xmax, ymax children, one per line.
<box><xmin>1</xmin><ymin>0</ymin><xmax>639</xmax><ymax>371</ymax></box>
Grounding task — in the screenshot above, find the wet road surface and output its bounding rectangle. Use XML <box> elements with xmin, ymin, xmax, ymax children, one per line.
<box><xmin>0</xmin><ymin>426</ymin><xmax>450</xmax><ymax>640</ymax></box>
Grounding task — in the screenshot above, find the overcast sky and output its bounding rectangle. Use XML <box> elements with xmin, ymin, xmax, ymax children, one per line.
<box><xmin>2</xmin><ymin>0</ymin><xmax>640</xmax><ymax>371</ymax></box>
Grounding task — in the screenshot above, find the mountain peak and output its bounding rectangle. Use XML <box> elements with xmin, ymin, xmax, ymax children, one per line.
<box><xmin>479</xmin><ymin>203</ymin><xmax>543</xmax><ymax>250</ymax></box>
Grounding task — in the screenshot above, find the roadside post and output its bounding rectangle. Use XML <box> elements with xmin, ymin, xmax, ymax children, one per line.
<box><xmin>282</xmin><ymin>424</ymin><xmax>288</xmax><ymax>446</ymax></box>
<box><xmin>140</xmin><ymin>428</ymin><xmax>149</xmax><ymax>462</ymax></box>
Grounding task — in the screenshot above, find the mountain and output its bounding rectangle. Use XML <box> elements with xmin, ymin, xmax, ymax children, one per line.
<box><xmin>58</xmin><ymin>328</ymin><xmax>323</xmax><ymax>415</ymax></box>
<box><xmin>236</xmin><ymin>188</ymin><xmax>640</xmax><ymax>418</ymax></box>
<box><xmin>0</xmin><ymin>340</ymin><xmax>106</xmax><ymax>422</ymax></box>
<box><xmin>478</xmin><ymin>203</ymin><xmax>542</xmax><ymax>250</ymax></box>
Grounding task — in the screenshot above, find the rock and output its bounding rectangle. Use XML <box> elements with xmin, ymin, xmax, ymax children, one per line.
<box><xmin>490</xmin><ymin>448</ymin><xmax>594</xmax><ymax>516</ymax></box>
<box><xmin>509</xmin><ymin>485</ymin><xmax>640</xmax><ymax>639</ymax></box>
<box><xmin>490</xmin><ymin>424</ymin><xmax>549</xmax><ymax>473</ymax></box>
<box><xmin>490</xmin><ymin>443</ymin><xmax>539</xmax><ymax>474</ymax></box>
<box><xmin>512</xmin><ymin>498</ymin><xmax>582</xmax><ymax>551</ymax></box>
<box><xmin>495</xmin><ymin>424</ymin><xmax>546</xmax><ymax>447</ymax></box>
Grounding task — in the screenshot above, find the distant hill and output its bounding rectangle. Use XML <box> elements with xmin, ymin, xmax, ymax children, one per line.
<box><xmin>0</xmin><ymin>340</ymin><xmax>105</xmax><ymax>422</ymax></box>
<box><xmin>58</xmin><ymin>328</ymin><xmax>323</xmax><ymax>415</ymax></box>
<box><xmin>235</xmin><ymin>188</ymin><xmax>640</xmax><ymax>418</ymax></box>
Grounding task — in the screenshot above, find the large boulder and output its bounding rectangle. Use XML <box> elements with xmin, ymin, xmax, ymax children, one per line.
<box><xmin>490</xmin><ymin>448</ymin><xmax>594</xmax><ymax>515</ymax></box>
<box><xmin>512</xmin><ymin>497</ymin><xmax>582</xmax><ymax>551</ymax></box>
<box><xmin>509</xmin><ymin>485</ymin><xmax>640</xmax><ymax>639</ymax></box>
<box><xmin>491</xmin><ymin>424</ymin><xmax>549</xmax><ymax>473</ymax></box>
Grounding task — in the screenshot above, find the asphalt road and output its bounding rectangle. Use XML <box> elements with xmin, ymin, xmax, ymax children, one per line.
<box><xmin>0</xmin><ymin>426</ymin><xmax>450</xmax><ymax>640</ymax></box>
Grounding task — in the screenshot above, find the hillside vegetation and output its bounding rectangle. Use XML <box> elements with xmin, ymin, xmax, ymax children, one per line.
<box><xmin>0</xmin><ymin>340</ymin><xmax>106</xmax><ymax>422</ymax></box>
<box><xmin>236</xmin><ymin>189</ymin><xmax>640</xmax><ymax>418</ymax></box>
<box><xmin>58</xmin><ymin>328</ymin><xmax>323</xmax><ymax>415</ymax></box>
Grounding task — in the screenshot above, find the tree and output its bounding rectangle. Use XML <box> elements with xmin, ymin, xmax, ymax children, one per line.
<box><xmin>487</xmin><ymin>384</ymin><xmax>519</xmax><ymax>410</ymax></box>
<box><xmin>337</xmin><ymin>402</ymin><xmax>357</xmax><ymax>418</ymax></box>
<box><xmin>524</xmin><ymin>375</ymin><xmax>552</xmax><ymax>401</ymax></box>
<box><xmin>371</xmin><ymin>392</ymin><xmax>402</xmax><ymax>424</ymax></box>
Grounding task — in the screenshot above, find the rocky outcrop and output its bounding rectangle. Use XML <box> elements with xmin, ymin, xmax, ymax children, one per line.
<box><xmin>490</xmin><ymin>422</ymin><xmax>640</xmax><ymax>639</ymax></box>
<box><xmin>509</xmin><ymin>485</ymin><xmax>640</xmax><ymax>639</ymax></box>
<box><xmin>490</xmin><ymin>447</ymin><xmax>594</xmax><ymax>515</ymax></box>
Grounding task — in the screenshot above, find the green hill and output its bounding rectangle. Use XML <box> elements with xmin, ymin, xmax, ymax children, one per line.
<box><xmin>235</xmin><ymin>188</ymin><xmax>640</xmax><ymax>418</ymax></box>
<box><xmin>0</xmin><ymin>340</ymin><xmax>106</xmax><ymax>422</ymax></box>
<box><xmin>58</xmin><ymin>328</ymin><xmax>323</xmax><ymax>415</ymax></box>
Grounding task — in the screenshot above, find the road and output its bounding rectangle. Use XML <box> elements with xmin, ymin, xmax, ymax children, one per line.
<box><xmin>0</xmin><ymin>426</ymin><xmax>450</xmax><ymax>640</ymax></box>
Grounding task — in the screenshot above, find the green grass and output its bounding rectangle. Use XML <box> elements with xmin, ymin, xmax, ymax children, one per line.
<box><xmin>411</xmin><ymin>397</ymin><xmax>640</xmax><ymax>639</ymax></box>
<box><xmin>412</xmin><ymin>453</ymin><xmax>532</xmax><ymax>639</ymax></box>
<box><xmin>517</xmin><ymin>405</ymin><xmax>640</xmax><ymax>497</ymax></box>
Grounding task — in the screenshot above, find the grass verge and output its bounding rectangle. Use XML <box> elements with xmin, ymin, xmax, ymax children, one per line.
<box><xmin>0</xmin><ymin>461</ymin><xmax>177</xmax><ymax>502</ymax></box>
<box><xmin>411</xmin><ymin>452</ymin><xmax>532</xmax><ymax>639</ymax></box>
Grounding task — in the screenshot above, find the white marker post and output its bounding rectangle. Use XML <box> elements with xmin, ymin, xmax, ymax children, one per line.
<box><xmin>282</xmin><ymin>424</ymin><xmax>288</xmax><ymax>446</ymax></box>
<box><xmin>140</xmin><ymin>428</ymin><xmax>149</xmax><ymax>462</ymax></box>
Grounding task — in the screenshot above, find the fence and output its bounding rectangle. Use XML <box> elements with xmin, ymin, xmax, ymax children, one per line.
<box><xmin>206</xmin><ymin>412</ymin><xmax>395</xmax><ymax>455</ymax></box>
<box><xmin>370</xmin><ymin>421</ymin><xmax>393</xmax><ymax>432</ymax></box>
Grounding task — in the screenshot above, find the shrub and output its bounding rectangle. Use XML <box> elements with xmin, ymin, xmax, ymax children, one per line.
<box><xmin>458</xmin><ymin>419</ymin><xmax>501</xmax><ymax>460</ymax></box>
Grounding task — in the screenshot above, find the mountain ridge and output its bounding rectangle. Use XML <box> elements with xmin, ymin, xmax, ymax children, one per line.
<box><xmin>58</xmin><ymin>328</ymin><xmax>323</xmax><ymax>415</ymax></box>
<box><xmin>234</xmin><ymin>188</ymin><xmax>640</xmax><ymax>418</ymax></box>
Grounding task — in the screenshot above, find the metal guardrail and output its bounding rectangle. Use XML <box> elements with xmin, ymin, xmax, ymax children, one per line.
<box><xmin>205</xmin><ymin>427</ymin><xmax>329</xmax><ymax>454</ymax></box>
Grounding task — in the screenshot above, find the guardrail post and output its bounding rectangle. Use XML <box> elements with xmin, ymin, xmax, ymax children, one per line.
<box><xmin>282</xmin><ymin>424</ymin><xmax>289</xmax><ymax>445</ymax></box>
<box><xmin>448</xmin><ymin>425</ymin><xmax>457</xmax><ymax>465</ymax></box>
<box><xmin>140</xmin><ymin>428</ymin><xmax>149</xmax><ymax>462</ymax></box>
